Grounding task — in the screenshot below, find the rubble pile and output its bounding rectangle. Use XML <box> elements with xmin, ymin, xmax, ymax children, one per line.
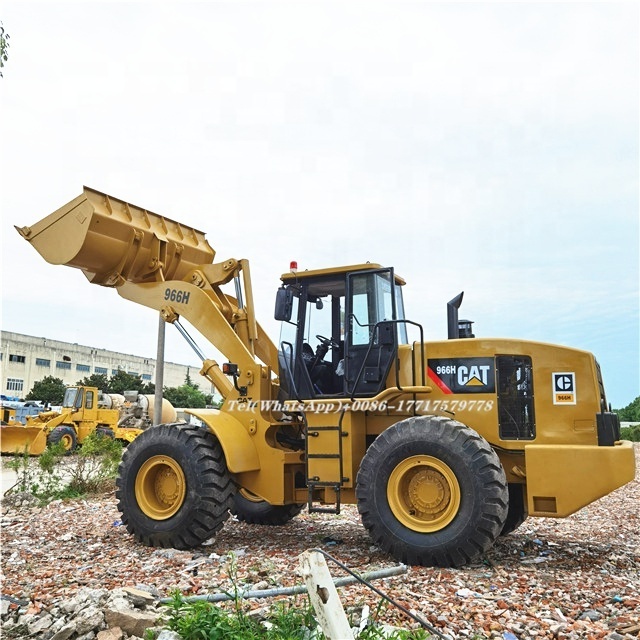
<box><xmin>1</xmin><ymin>444</ymin><xmax>639</xmax><ymax>639</ymax></box>
<box><xmin>0</xmin><ymin>586</ymin><xmax>177</xmax><ymax>640</ymax></box>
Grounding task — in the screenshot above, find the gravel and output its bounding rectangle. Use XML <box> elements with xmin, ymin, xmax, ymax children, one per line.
<box><xmin>1</xmin><ymin>444</ymin><xmax>639</xmax><ymax>639</ymax></box>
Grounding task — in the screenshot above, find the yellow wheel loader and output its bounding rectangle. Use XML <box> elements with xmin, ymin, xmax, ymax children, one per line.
<box><xmin>0</xmin><ymin>385</ymin><xmax>176</xmax><ymax>455</ymax></box>
<box><xmin>16</xmin><ymin>187</ymin><xmax>636</xmax><ymax>567</ymax></box>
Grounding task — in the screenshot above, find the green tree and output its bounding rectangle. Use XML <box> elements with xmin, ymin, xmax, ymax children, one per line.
<box><xmin>76</xmin><ymin>373</ymin><xmax>110</xmax><ymax>391</ymax></box>
<box><xmin>163</xmin><ymin>384</ymin><xmax>208</xmax><ymax>408</ymax></box>
<box><xmin>106</xmin><ymin>370</ymin><xmax>154</xmax><ymax>395</ymax></box>
<box><xmin>615</xmin><ymin>396</ymin><xmax>640</xmax><ymax>423</ymax></box>
<box><xmin>25</xmin><ymin>376</ymin><xmax>67</xmax><ymax>404</ymax></box>
<box><xmin>184</xmin><ymin>369</ymin><xmax>197</xmax><ymax>388</ymax></box>
<box><xmin>0</xmin><ymin>22</ymin><xmax>9</xmax><ymax>77</ymax></box>
<box><xmin>143</xmin><ymin>381</ymin><xmax>155</xmax><ymax>394</ymax></box>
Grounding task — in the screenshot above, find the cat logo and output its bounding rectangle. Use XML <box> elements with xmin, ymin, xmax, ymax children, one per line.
<box><xmin>553</xmin><ymin>372</ymin><xmax>576</xmax><ymax>405</ymax></box>
<box><xmin>458</xmin><ymin>364</ymin><xmax>492</xmax><ymax>386</ymax></box>
<box><xmin>427</xmin><ymin>358</ymin><xmax>495</xmax><ymax>394</ymax></box>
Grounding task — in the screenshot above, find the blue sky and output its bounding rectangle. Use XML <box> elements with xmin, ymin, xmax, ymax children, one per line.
<box><xmin>1</xmin><ymin>2</ymin><xmax>638</xmax><ymax>408</ymax></box>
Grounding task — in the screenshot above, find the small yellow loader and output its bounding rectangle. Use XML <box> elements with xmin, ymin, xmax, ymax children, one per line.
<box><xmin>0</xmin><ymin>385</ymin><xmax>176</xmax><ymax>455</ymax></box>
<box><xmin>15</xmin><ymin>187</ymin><xmax>635</xmax><ymax>567</ymax></box>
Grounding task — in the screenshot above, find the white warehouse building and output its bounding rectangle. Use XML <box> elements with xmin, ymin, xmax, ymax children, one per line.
<box><xmin>0</xmin><ymin>331</ymin><xmax>208</xmax><ymax>400</ymax></box>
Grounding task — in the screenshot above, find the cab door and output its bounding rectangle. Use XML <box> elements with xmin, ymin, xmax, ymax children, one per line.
<box><xmin>344</xmin><ymin>268</ymin><xmax>398</xmax><ymax>397</ymax></box>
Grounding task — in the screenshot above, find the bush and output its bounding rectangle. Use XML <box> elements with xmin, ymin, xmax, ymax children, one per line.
<box><xmin>66</xmin><ymin>431</ymin><xmax>123</xmax><ymax>494</ymax></box>
<box><xmin>4</xmin><ymin>432</ymin><xmax>123</xmax><ymax>503</ymax></box>
<box><xmin>621</xmin><ymin>423</ymin><xmax>640</xmax><ymax>442</ymax></box>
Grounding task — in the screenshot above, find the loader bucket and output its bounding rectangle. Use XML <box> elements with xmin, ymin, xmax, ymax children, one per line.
<box><xmin>0</xmin><ymin>426</ymin><xmax>48</xmax><ymax>456</ymax></box>
<box><xmin>16</xmin><ymin>187</ymin><xmax>215</xmax><ymax>286</ymax></box>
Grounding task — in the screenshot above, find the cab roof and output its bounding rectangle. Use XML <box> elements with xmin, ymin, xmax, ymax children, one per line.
<box><xmin>280</xmin><ymin>263</ymin><xmax>406</xmax><ymax>285</ymax></box>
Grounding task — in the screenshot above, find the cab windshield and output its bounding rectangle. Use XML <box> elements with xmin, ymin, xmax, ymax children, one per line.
<box><xmin>62</xmin><ymin>387</ymin><xmax>82</xmax><ymax>409</ymax></box>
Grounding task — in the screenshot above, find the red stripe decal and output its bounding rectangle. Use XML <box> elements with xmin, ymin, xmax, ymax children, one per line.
<box><xmin>427</xmin><ymin>367</ymin><xmax>453</xmax><ymax>394</ymax></box>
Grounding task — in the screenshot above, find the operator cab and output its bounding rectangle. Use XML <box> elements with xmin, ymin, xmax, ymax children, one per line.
<box><xmin>275</xmin><ymin>264</ymin><xmax>408</xmax><ymax>400</ymax></box>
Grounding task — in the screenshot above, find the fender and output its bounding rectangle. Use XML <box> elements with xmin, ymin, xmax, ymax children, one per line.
<box><xmin>185</xmin><ymin>408</ymin><xmax>260</xmax><ymax>473</ymax></box>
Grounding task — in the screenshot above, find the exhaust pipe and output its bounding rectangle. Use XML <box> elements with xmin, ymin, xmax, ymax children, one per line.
<box><xmin>447</xmin><ymin>292</ymin><xmax>475</xmax><ymax>339</ymax></box>
<box><xmin>447</xmin><ymin>292</ymin><xmax>464</xmax><ymax>339</ymax></box>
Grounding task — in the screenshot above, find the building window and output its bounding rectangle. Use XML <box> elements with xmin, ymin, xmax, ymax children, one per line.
<box><xmin>6</xmin><ymin>378</ymin><xmax>23</xmax><ymax>392</ymax></box>
<box><xmin>76</xmin><ymin>364</ymin><xmax>91</xmax><ymax>372</ymax></box>
<box><xmin>142</xmin><ymin>374</ymin><xmax>152</xmax><ymax>381</ymax></box>
<box><xmin>56</xmin><ymin>361</ymin><xmax>72</xmax><ymax>370</ymax></box>
<box><xmin>112</xmin><ymin>369</ymin><xmax>119</xmax><ymax>376</ymax></box>
<box><xmin>9</xmin><ymin>354</ymin><xmax>26</xmax><ymax>364</ymax></box>
<box><xmin>128</xmin><ymin>371</ymin><xmax>138</xmax><ymax>376</ymax></box>
<box><xmin>95</xmin><ymin>367</ymin><xmax>107</xmax><ymax>375</ymax></box>
<box><xmin>36</xmin><ymin>358</ymin><xmax>51</xmax><ymax>367</ymax></box>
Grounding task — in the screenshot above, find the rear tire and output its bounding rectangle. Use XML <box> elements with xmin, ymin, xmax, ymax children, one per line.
<box><xmin>232</xmin><ymin>489</ymin><xmax>304</xmax><ymax>525</ymax></box>
<box><xmin>501</xmin><ymin>483</ymin><xmax>528</xmax><ymax>535</ymax></box>
<box><xmin>47</xmin><ymin>426</ymin><xmax>77</xmax><ymax>452</ymax></box>
<box><xmin>95</xmin><ymin>427</ymin><xmax>115</xmax><ymax>439</ymax></box>
<box><xmin>356</xmin><ymin>415</ymin><xmax>508</xmax><ymax>567</ymax></box>
<box><xmin>116</xmin><ymin>423</ymin><xmax>235</xmax><ymax>549</ymax></box>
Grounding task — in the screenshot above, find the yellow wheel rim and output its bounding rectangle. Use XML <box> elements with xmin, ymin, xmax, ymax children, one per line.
<box><xmin>60</xmin><ymin>433</ymin><xmax>75</xmax><ymax>450</ymax></box>
<box><xmin>135</xmin><ymin>456</ymin><xmax>186</xmax><ymax>520</ymax></box>
<box><xmin>387</xmin><ymin>455</ymin><xmax>461</xmax><ymax>532</ymax></box>
<box><xmin>239</xmin><ymin>488</ymin><xmax>264</xmax><ymax>503</ymax></box>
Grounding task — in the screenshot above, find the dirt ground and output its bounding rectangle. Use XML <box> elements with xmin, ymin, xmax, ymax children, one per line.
<box><xmin>1</xmin><ymin>445</ymin><xmax>639</xmax><ymax>639</ymax></box>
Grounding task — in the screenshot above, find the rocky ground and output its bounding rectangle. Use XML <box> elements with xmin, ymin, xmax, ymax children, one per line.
<box><xmin>1</xmin><ymin>445</ymin><xmax>639</xmax><ymax>640</ymax></box>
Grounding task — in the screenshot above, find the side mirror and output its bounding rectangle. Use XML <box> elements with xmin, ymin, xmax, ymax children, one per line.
<box><xmin>274</xmin><ymin>286</ymin><xmax>294</xmax><ymax>321</ymax></box>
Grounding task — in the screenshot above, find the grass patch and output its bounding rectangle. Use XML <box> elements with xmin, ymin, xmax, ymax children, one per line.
<box><xmin>158</xmin><ymin>590</ymin><xmax>433</xmax><ymax>639</ymax></box>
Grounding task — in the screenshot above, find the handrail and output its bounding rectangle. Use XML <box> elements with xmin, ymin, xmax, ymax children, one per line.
<box><xmin>349</xmin><ymin>318</ymin><xmax>426</xmax><ymax>400</ymax></box>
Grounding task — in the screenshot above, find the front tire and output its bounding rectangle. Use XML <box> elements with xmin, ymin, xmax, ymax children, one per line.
<box><xmin>47</xmin><ymin>426</ymin><xmax>77</xmax><ymax>452</ymax></box>
<box><xmin>116</xmin><ymin>423</ymin><xmax>235</xmax><ymax>549</ymax></box>
<box><xmin>356</xmin><ymin>416</ymin><xmax>508</xmax><ymax>567</ymax></box>
<box><xmin>232</xmin><ymin>488</ymin><xmax>304</xmax><ymax>525</ymax></box>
